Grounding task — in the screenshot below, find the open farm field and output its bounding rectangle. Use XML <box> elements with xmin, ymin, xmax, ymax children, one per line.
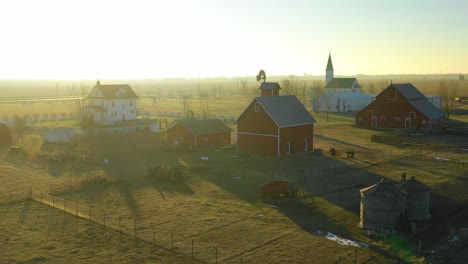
<box><xmin>0</xmin><ymin>77</ymin><xmax>467</xmax><ymax>263</ymax></box>
<box><xmin>1</xmin><ymin>116</ymin><xmax>468</xmax><ymax>263</ymax></box>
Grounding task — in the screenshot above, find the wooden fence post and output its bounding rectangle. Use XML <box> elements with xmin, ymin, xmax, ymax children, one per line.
<box><xmin>134</xmin><ymin>219</ymin><xmax>137</xmax><ymax>238</ymax></box>
<box><xmin>153</xmin><ymin>228</ymin><xmax>155</xmax><ymax>245</ymax></box>
<box><xmin>191</xmin><ymin>239</ymin><xmax>194</xmax><ymax>259</ymax></box>
<box><xmin>171</xmin><ymin>233</ymin><xmax>173</xmax><ymax>249</ymax></box>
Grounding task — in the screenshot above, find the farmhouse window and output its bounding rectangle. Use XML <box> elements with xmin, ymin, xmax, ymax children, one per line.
<box><xmin>122</xmin><ymin>104</ymin><xmax>125</xmax><ymax>109</ymax></box>
<box><xmin>286</xmin><ymin>142</ymin><xmax>291</xmax><ymax>155</ymax></box>
<box><xmin>255</xmin><ymin>102</ymin><xmax>260</xmax><ymax>112</ymax></box>
<box><xmin>129</xmin><ymin>100</ymin><xmax>133</xmax><ymax>106</ymax></box>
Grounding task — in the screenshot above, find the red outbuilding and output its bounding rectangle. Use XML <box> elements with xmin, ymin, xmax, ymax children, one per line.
<box><xmin>0</xmin><ymin>123</ymin><xmax>12</xmax><ymax>147</ymax></box>
<box><xmin>166</xmin><ymin>119</ymin><xmax>232</xmax><ymax>149</ymax></box>
<box><xmin>236</xmin><ymin>82</ymin><xmax>317</xmax><ymax>157</ymax></box>
<box><xmin>355</xmin><ymin>83</ymin><xmax>445</xmax><ymax>129</ymax></box>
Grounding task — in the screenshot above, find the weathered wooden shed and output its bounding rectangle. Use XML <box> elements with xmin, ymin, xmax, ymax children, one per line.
<box><xmin>0</xmin><ymin>123</ymin><xmax>12</xmax><ymax>147</ymax></box>
<box><xmin>396</xmin><ymin>176</ymin><xmax>431</xmax><ymax>221</ymax></box>
<box><xmin>359</xmin><ymin>179</ymin><xmax>407</xmax><ymax>231</ymax></box>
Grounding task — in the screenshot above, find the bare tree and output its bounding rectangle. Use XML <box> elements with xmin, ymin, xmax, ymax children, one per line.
<box><xmin>69</xmin><ymin>81</ymin><xmax>90</xmax><ymax>127</ymax></box>
<box><xmin>198</xmin><ymin>84</ymin><xmax>211</xmax><ymax>119</ymax></box>
<box><xmin>439</xmin><ymin>79</ymin><xmax>458</xmax><ymax>120</ymax></box>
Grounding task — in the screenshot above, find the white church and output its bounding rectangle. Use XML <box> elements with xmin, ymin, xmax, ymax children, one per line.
<box><xmin>312</xmin><ymin>54</ymin><xmax>374</xmax><ymax>112</ymax></box>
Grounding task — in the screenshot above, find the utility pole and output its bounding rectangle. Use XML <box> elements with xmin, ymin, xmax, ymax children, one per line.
<box><xmin>56</xmin><ymin>83</ymin><xmax>59</xmax><ymax>103</ymax></box>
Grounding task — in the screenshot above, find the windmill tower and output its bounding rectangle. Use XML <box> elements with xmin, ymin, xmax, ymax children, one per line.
<box><xmin>325</xmin><ymin>52</ymin><xmax>334</xmax><ymax>85</ymax></box>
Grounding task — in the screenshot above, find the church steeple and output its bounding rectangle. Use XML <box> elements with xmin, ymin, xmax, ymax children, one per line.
<box><xmin>325</xmin><ymin>52</ymin><xmax>334</xmax><ymax>85</ymax></box>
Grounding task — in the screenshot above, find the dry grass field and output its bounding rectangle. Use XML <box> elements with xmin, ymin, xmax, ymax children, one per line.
<box><xmin>0</xmin><ymin>77</ymin><xmax>467</xmax><ymax>263</ymax></box>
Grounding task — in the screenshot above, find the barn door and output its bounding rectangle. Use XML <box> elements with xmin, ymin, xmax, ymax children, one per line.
<box><xmin>405</xmin><ymin>118</ymin><xmax>411</xmax><ymax>128</ymax></box>
<box><xmin>371</xmin><ymin>116</ymin><xmax>377</xmax><ymax>128</ymax></box>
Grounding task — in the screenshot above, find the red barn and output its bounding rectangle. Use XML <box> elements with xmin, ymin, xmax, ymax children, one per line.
<box><xmin>236</xmin><ymin>83</ymin><xmax>317</xmax><ymax>157</ymax></box>
<box><xmin>166</xmin><ymin>119</ymin><xmax>232</xmax><ymax>149</ymax></box>
<box><xmin>356</xmin><ymin>83</ymin><xmax>445</xmax><ymax>129</ymax></box>
<box><xmin>0</xmin><ymin>123</ymin><xmax>12</xmax><ymax>147</ymax></box>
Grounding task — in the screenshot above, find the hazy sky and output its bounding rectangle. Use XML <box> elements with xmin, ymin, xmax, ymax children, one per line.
<box><xmin>1</xmin><ymin>0</ymin><xmax>467</xmax><ymax>79</ymax></box>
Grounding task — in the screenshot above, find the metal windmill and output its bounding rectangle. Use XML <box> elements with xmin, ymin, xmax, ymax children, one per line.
<box><xmin>256</xmin><ymin>69</ymin><xmax>266</xmax><ymax>83</ymax></box>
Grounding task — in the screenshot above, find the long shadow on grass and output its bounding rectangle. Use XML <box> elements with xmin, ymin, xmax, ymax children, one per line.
<box><xmin>314</xmin><ymin>134</ymin><xmax>371</xmax><ymax>150</ymax></box>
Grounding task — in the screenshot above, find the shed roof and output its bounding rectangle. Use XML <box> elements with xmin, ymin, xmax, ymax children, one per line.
<box><xmin>324</xmin><ymin>78</ymin><xmax>360</xmax><ymax>89</ymax></box>
<box><xmin>255</xmin><ymin>95</ymin><xmax>317</xmax><ymax>127</ymax></box>
<box><xmin>0</xmin><ymin>123</ymin><xmax>11</xmax><ymax>132</ymax></box>
<box><xmin>258</xmin><ymin>82</ymin><xmax>281</xmax><ymax>90</ymax></box>
<box><xmin>396</xmin><ymin>177</ymin><xmax>431</xmax><ymax>192</ymax></box>
<box><xmin>360</xmin><ymin>179</ymin><xmax>407</xmax><ymax>196</ymax></box>
<box><xmin>169</xmin><ymin>119</ymin><xmax>232</xmax><ymax>136</ymax></box>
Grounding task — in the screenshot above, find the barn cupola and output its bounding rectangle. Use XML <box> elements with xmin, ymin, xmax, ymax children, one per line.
<box><xmin>259</xmin><ymin>82</ymin><xmax>281</xmax><ymax>97</ymax></box>
<box><xmin>325</xmin><ymin>52</ymin><xmax>334</xmax><ymax>85</ymax></box>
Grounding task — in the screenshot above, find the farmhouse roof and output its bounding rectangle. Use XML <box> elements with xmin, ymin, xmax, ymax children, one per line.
<box><xmin>324</xmin><ymin>78</ymin><xmax>360</xmax><ymax>89</ymax></box>
<box><xmin>258</xmin><ymin>82</ymin><xmax>281</xmax><ymax>90</ymax></box>
<box><xmin>255</xmin><ymin>95</ymin><xmax>317</xmax><ymax>127</ymax></box>
<box><xmin>360</xmin><ymin>179</ymin><xmax>407</xmax><ymax>196</ymax></box>
<box><xmin>169</xmin><ymin>119</ymin><xmax>232</xmax><ymax>136</ymax></box>
<box><xmin>88</xmin><ymin>81</ymin><xmax>138</xmax><ymax>99</ymax></box>
<box><xmin>396</xmin><ymin>177</ymin><xmax>430</xmax><ymax>192</ymax></box>
<box><xmin>391</xmin><ymin>83</ymin><xmax>445</xmax><ymax>119</ymax></box>
<box><xmin>326</xmin><ymin>54</ymin><xmax>334</xmax><ymax>71</ymax></box>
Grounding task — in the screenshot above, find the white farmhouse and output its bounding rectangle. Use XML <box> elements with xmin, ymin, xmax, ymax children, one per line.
<box><xmin>313</xmin><ymin>54</ymin><xmax>373</xmax><ymax>112</ymax></box>
<box><xmin>84</xmin><ymin>80</ymin><xmax>138</xmax><ymax>125</ymax></box>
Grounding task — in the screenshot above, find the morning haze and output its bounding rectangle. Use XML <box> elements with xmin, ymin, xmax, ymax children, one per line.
<box><xmin>1</xmin><ymin>1</ymin><xmax>468</xmax><ymax>263</ymax></box>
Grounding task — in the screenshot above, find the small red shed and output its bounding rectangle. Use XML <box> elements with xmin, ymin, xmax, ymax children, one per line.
<box><xmin>166</xmin><ymin>119</ymin><xmax>232</xmax><ymax>149</ymax></box>
<box><xmin>0</xmin><ymin>123</ymin><xmax>12</xmax><ymax>147</ymax></box>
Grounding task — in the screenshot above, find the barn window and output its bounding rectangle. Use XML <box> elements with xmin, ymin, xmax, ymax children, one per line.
<box><xmin>380</xmin><ymin>116</ymin><xmax>386</xmax><ymax>121</ymax></box>
<box><xmin>303</xmin><ymin>139</ymin><xmax>308</xmax><ymax>151</ymax></box>
<box><xmin>255</xmin><ymin>102</ymin><xmax>260</xmax><ymax>112</ymax></box>
<box><xmin>219</xmin><ymin>135</ymin><xmax>224</xmax><ymax>145</ymax></box>
<box><xmin>286</xmin><ymin>142</ymin><xmax>291</xmax><ymax>155</ymax></box>
<box><xmin>358</xmin><ymin>117</ymin><xmax>363</xmax><ymax>122</ymax></box>
<box><xmin>395</xmin><ymin>117</ymin><xmax>401</xmax><ymax>122</ymax></box>
<box><xmin>421</xmin><ymin>120</ymin><xmax>427</xmax><ymax>125</ymax></box>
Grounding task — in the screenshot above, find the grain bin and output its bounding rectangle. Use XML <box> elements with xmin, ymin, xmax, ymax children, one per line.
<box><xmin>359</xmin><ymin>179</ymin><xmax>407</xmax><ymax>230</ymax></box>
<box><xmin>396</xmin><ymin>176</ymin><xmax>430</xmax><ymax>221</ymax></box>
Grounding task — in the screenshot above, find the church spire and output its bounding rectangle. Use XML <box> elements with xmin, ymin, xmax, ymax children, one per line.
<box><xmin>325</xmin><ymin>52</ymin><xmax>334</xmax><ymax>85</ymax></box>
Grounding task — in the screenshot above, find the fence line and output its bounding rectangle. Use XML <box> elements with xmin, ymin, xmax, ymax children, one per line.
<box><xmin>27</xmin><ymin>187</ymin><xmax>211</xmax><ymax>263</ymax></box>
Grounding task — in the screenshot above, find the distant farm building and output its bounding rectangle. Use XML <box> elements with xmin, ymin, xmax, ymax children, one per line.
<box><xmin>0</xmin><ymin>123</ymin><xmax>12</xmax><ymax>146</ymax></box>
<box><xmin>396</xmin><ymin>176</ymin><xmax>431</xmax><ymax>221</ymax></box>
<box><xmin>84</xmin><ymin>80</ymin><xmax>138</xmax><ymax>125</ymax></box>
<box><xmin>166</xmin><ymin>119</ymin><xmax>232</xmax><ymax>149</ymax></box>
<box><xmin>313</xmin><ymin>54</ymin><xmax>373</xmax><ymax>112</ymax></box>
<box><xmin>236</xmin><ymin>82</ymin><xmax>317</xmax><ymax>157</ymax></box>
<box><xmin>44</xmin><ymin>127</ymin><xmax>76</xmax><ymax>143</ymax></box>
<box><xmin>355</xmin><ymin>83</ymin><xmax>446</xmax><ymax>129</ymax></box>
<box><xmin>359</xmin><ymin>179</ymin><xmax>407</xmax><ymax>231</ymax></box>
<box><xmin>459</xmin><ymin>74</ymin><xmax>465</xmax><ymax>81</ymax></box>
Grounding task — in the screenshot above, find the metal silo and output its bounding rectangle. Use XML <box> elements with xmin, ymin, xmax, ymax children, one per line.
<box><xmin>396</xmin><ymin>176</ymin><xmax>430</xmax><ymax>221</ymax></box>
<box><xmin>359</xmin><ymin>179</ymin><xmax>407</xmax><ymax>230</ymax></box>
